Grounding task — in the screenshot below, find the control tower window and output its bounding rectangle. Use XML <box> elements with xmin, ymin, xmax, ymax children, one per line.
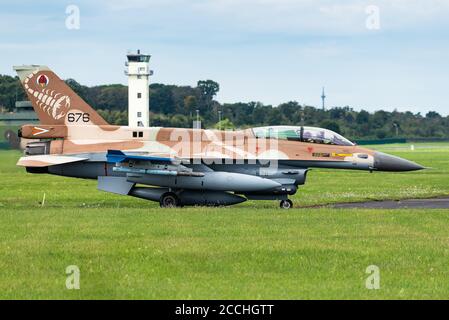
<box><xmin>127</xmin><ymin>55</ymin><xmax>151</xmax><ymax>63</ymax></box>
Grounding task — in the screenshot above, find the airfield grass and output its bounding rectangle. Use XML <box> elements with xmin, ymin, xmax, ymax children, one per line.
<box><xmin>0</xmin><ymin>143</ymin><xmax>449</xmax><ymax>299</ymax></box>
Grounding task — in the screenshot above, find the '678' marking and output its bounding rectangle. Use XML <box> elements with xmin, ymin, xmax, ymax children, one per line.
<box><xmin>67</xmin><ymin>112</ymin><xmax>90</xmax><ymax>123</ymax></box>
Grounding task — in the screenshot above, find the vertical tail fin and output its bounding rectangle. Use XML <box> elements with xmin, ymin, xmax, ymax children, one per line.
<box><xmin>14</xmin><ymin>65</ymin><xmax>108</xmax><ymax>126</ymax></box>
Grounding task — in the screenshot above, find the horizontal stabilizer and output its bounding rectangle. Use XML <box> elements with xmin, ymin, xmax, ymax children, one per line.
<box><xmin>107</xmin><ymin>150</ymin><xmax>174</xmax><ymax>164</ymax></box>
<box><xmin>17</xmin><ymin>155</ymin><xmax>88</xmax><ymax>167</ymax></box>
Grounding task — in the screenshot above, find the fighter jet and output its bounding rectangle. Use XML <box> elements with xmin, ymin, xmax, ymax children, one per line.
<box><xmin>14</xmin><ymin>65</ymin><xmax>424</xmax><ymax>209</ymax></box>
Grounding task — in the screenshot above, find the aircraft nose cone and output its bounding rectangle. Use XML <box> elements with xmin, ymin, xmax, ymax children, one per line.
<box><xmin>374</xmin><ymin>151</ymin><xmax>424</xmax><ymax>172</ymax></box>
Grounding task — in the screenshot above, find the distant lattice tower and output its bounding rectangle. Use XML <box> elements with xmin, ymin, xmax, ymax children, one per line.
<box><xmin>125</xmin><ymin>50</ymin><xmax>153</xmax><ymax>127</ymax></box>
<box><xmin>321</xmin><ymin>87</ymin><xmax>326</xmax><ymax>110</ymax></box>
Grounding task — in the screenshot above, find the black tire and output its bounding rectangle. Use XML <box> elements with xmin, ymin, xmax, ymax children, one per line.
<box><xmin>160</xmin><ymin>192</ymin><xmax>180</xmax><ymax>208</ymax></box>
<box><xmin>280</xmin><ymin>199</ymin><xmax>293</xmax><ymax>209</ymax></box>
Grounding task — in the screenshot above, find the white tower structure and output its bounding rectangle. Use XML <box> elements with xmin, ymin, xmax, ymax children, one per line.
<box><xmin>125</xmin><ymin>50</ymin><xmax>152</xmax><ymax>127</ymax></box>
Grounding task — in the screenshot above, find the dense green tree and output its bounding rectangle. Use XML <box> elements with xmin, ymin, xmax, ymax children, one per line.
<box><xmin>149</xmin><ymin>84</ymin><xmax>175</xmax><ymax>114</ymax></box>
<box><xmin>0</xmin><ymin>75</ymin><xmax>26</xmax><ymax>110</ymax></box>
<box><xmin>90</xmin><ymin>84</ymin><xmax>127</xmax><ymax>110</ymax></box>
<box><xmin>170</xmin><ymin>114</ymin><xmax>190</xmax><ymax>128</ymax></box>
<box><xmin>426</xmin><ymin>111</ymin><xmax>441</xmax><ymax>119</ymax></box>
<box><xmin>66</xmin><ymin>79</ymin><xmax>92</xmax><ymax>105</ymax></box>
<box><xmin>251</xmin><ymin>103</ymin><xmax>272</xmax><ymax>126</ymax></box>
<box><xmin>214</xmin><ymin>118</ymin><xmax>235</xmax><ymax>130</ymax></box>
<box><xmin>197</xmin><ymin>80</ymin><xmax>219</xmax><ymax>100</ymax></box>
<box><xmin>376</xmin><ymin>129</ymin><xmax>387</xmax><ymax>139</ymax></box>
<box><xmin>320</xmin><ymin>120</ymin><xmax>341</xmax><ymax>134</ymax></box>
<box><xmin>356</xmin><ymin>110</ymin><xmax>370</xmax><ymax>124</ymax></box>
<box><xmin>183</xmin><ymin>95</ymin><xmax>198</xmax><ymax>117</ymax></box>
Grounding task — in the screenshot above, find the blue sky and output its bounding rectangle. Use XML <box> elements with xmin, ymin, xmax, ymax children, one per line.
<box><xmin>1</xmin><ymin>0</ymin><xmax>448</xmax><ymax>114</ymax></box>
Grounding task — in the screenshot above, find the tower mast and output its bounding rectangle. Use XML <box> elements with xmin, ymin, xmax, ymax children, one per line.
<box><xmin>321</xmin><ymin>87</ymin><xmax>326</xmax><ymax>110</ymax></box>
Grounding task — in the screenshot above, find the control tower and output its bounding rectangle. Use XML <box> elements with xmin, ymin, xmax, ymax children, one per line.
<box><xmin>125</xmin><ymin>50</ymin><xmax>152</xmax><ymax>127</ymax></box>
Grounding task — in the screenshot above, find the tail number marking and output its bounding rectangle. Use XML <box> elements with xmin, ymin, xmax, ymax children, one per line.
<box><xmin>68</xmin><ymin>112</ymin><xmax>90</xmax><ymax>123</ymax></box>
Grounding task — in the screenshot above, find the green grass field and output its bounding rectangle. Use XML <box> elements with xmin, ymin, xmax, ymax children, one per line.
<box><xmin>0</xmin><ymin>143</ymin><xmax>449</xmax><ymax>299</ymax></box>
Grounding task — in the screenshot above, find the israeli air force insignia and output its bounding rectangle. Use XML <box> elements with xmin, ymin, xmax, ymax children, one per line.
<box><xmin>37</xmin><ymin>74</ymin><xmax>49</xmax><ymax>87</ymax></box>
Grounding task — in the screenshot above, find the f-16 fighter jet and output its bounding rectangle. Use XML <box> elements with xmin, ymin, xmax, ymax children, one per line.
<box><xmin>14</xmin><ymin>65</ymin><xmax>424</xmax><ymax>209</ymax></box>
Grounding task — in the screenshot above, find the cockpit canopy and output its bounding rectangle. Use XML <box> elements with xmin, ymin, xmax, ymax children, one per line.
<box><xmin>252</xmin><ymin>126</ymin><xmax>354</xmax><ymax>146</ymax></box>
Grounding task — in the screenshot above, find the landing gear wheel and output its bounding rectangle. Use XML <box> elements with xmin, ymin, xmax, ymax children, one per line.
<box><xmin>160</xmin><ymin>192</ymin><xmax>180</xmax><ymax>208</ymax></box>
<box><xmin>280</xmin><ymin>199</ymin><xmax>293</xmax><ymax>210</ymax></box>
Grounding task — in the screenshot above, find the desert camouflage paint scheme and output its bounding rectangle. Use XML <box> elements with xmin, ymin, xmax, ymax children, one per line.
<box><xmin>14</xmin><ymin>65</ymin><xmax>423</xmax><ymax>208</ymax></box>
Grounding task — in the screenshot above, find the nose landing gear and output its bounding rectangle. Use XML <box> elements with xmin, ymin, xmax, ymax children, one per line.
<box><xmin>280</xmin><ymin>199</ymin><xmax>293</xmax><ymax>209</ymax></box>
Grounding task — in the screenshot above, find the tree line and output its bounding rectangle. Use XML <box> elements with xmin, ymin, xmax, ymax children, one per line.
<box><xmin>1</xmin><ymin>74</ymin><xmax>448</xmax><ymax>140</ymax></box>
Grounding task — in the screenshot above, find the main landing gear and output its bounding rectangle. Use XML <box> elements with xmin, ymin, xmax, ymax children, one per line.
<box><xmin>159</xmin><ymin>191</ymin><xmax>293</xmax><ymax>209</ymax></box>
<box><xmin>280</xmin><ymin>199</ymin><xmax>293</xmax><ymax>209</ymax></box>
<box><xmin>160</xmin><ymin>192</ymin><xmax>180</xmax><ymax>208</ymax></box>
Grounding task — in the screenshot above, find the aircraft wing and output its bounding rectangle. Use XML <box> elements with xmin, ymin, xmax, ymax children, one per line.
<box><xmin>17</xmin><ymin>154</ymin><xmax>89</xmax><ymax>167</ymax></box>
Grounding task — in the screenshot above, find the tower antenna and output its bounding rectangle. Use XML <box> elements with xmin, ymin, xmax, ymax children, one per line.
<box><xmin>321</xmin><ymin>87</ymin><xmax>326</xmax><ymax>110</ymax></box>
